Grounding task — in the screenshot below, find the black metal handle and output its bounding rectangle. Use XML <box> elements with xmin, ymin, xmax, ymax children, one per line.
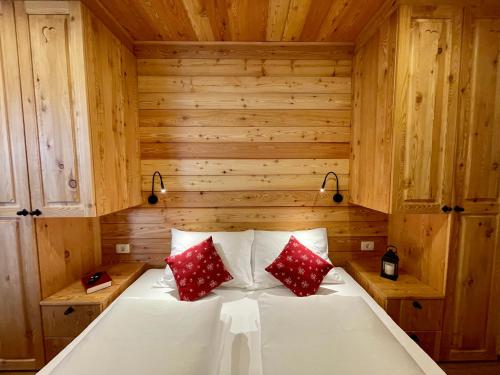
<box><xmin>453</xmin><ymin>205</ymin><xmax>465</xmax><ymax>212</ymax></box>
<box><xmin>16</xmin><ymin>209</ymin><xmax>29</xmax><ymax>216</ymax></box>
<box><xmin>412</xmin><ymin>300</ymin><xmax>423</xmax><ymax>310</ymax></box>
<box><xmin>64</xmin><ymin>306</ymin><xmax>75</xmax><ymax>315</ymax></box>
<box><xmin>29</xmin><ymin>209</ymin><xmax>42</xmax><ymax>216</ymax></box>
<box><xmin>409</xmin><ymin>333</ymin><xmax>420</xmax><ymax>344</ymax></box>
<box><xmin>441</xmin><ymin>205</ymin><xmax>452</xmax><ymax>213</ymax></box>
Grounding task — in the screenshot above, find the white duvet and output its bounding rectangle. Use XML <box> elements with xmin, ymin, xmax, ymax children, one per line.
<box><xmin>38</xmin><ymin>269</ymin><xmax>444</xmax><ymax>375</ymax></box>
<box><xmin>258</xmin><ymin>293</ymin><xmax>424</xmax><ymax>375</ymax></box>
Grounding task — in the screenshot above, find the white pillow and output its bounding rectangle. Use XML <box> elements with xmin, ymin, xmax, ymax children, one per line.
<box><xmin>158</xmin><ymin>229</ymin><xmax>254</xmax><ymax>289</ymax></box>
<box><xmin>251</xmin><ymin>228</ymin><xmax>344</xmax><ymax>290</ymax></box>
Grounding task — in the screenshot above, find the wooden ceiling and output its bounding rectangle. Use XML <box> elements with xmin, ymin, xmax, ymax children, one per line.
<box><xmin>84</xmin><ymin>0</ymin><xmax>387</xmax><ymax>42</ymax></box>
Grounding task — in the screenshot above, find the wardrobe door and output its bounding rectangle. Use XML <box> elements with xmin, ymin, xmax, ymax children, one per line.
<box><xmin>15</xmin><ymin>1</ymin><xmax>95</xmax><ymax>217</ymax></box>
<box><xmin>455</xmin><ymin>13</ymin><xmax>500</xmax><ymax>213</ymax></box>
<box><xmin>0</xmin><ymin>0</ymin><xmax>44</xmax><ymax>369</ymax></box>
<box><xmin>392</xmin><ymin>6</ymin><xmax>462</xmax><ymax>213</ymax></box>
<box><xmin>441</xmin><ymin>7</ymin><xmax>500</xmax><ymax>361</ymax></box>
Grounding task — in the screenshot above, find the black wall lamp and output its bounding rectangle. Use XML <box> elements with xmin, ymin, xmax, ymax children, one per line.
<box><xmin>320</xmin><ymin>171</ymin><xmax>343</xmax><ymax>203</ymax></box>
<box><xmin>148</xmin><ymin>171</ymin><xmax>166</xmax><ymax>205</ymax></box>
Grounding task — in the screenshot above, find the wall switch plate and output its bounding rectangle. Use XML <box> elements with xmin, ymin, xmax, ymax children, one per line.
<box><xmin>361</xmin><ymin>241</ymin><xmax>375</xmax><ymax>251</ymax></box>
<box><xmin>115</xmin><ymin>244</ymin><xmax>130</xmax><ymax>254</ymax></box>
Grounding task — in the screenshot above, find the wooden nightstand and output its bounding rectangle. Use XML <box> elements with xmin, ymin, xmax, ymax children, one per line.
<box><xmin>40</xmin><ymin>262</ymin><xmax>146</xmax><ymax>361</ymax></box>
<box><xmin>345</xmin><ymin>258</ymin><xmax>445</xmax><ymax>360</ymax></box>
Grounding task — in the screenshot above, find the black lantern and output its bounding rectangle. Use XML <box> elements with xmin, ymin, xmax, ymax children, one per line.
<box><xmin>380</xmin><ymin>245</ymin><xmax>399</xmax><ymax>281</ymax></box>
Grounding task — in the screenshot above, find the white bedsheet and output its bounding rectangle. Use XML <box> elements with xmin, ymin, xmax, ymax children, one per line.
<box><xmin>38</xmin><ymin>268</ymin><xmax>444</xmax><ymax>375</ymax></box>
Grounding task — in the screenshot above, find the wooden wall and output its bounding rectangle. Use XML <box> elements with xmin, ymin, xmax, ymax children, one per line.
<box><xmin>100</xmin><ymin>44</ymin><xmax>388</xmax><ymax>267</ymax></box>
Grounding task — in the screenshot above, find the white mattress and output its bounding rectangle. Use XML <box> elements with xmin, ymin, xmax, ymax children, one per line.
<box><xmin>38</xmin><ymin>268</ymin><xmax>444</xmax><ymax>375</ymax></box>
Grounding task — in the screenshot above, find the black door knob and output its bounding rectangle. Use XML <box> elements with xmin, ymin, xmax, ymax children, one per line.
<box><xmin>453</xmin><ymin>205</ymin><xmax>465</xmax><ymax>212</ymax></box>
<box><xmin>16</xmin><ymin>209</ymin><xmax>29</xmax><ymax>216</ymax></box>
<box><xmin>29</xmin><ymin>209</ymin><xmax>42</xmax><ymax>216</ymax></box>
<box><xmin>441</xmin><ymin>205</ymin><xmax>452</xmax><ymax>213</ymax></box>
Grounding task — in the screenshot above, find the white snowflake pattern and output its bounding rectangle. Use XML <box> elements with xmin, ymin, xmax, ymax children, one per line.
<box><xmin>186</xmin><ymin>262</ymin><xmax>194</xmax><ymax>270</ymax></box>
<box><xmin>301</xmin><ymin>254</ymin><xmax>308</xmax><ymax>261</ymax></box>
<box><xmin>284</xmin><ymin>277</ymin><xmax>292</xmax><ymax>284</ymax></box>
<box><xmin>315</xmin><ymin>259</ymin><xmax>323</xmax><ymax>265</ymax></box>
<box><xmin>186</xmin><ymin>251</ymin><xmax>192</xmax><ymax>258</ymax></box>
<box><xmin>310</xmin><ymin>273</ymin><xmax>317</xmax><ymax>280</ymax></box>
<box><xmin>198</xmin><ymin>290</ymin><xmax>207</xmax><ymax>297</ymax></box>
<box><xmin>277</xmin><ymin>262</ymin><xmax>284</xmax><ymax>268</ymax></box>
<box><xmin>207</xmin><ymin>263</ymin><xmax>214</xmax><ymax>270</ymax></box>
<box><xmin>286</xmin><ymin>255</ymin><xmax>293</xmax><ymax>262</ymax></box>
<box><xmin>197</xmin><ymin>277</ymin><xmax>205</xmax><ymax>285</ymax></box>
<box><xmin>298</xmin><ymin>267</ymin><xmax>305</xmax><ymax>275</ymax></box>
<box><xmin>179</xmin><ymin>278</ymin><xmax>187</xmax><ymax>286</ymax></box>
<box><xmin>196</xmin><ymin>253</ymin><xmax>203</xmax><ymax>260</ymax></box>
<box><xmin>209</xmin><ymin>280</ymin><xmax>217</xmax><ymax>288</ymax></box>
<box><xmin>301</xmin><ymin>280</ymin><xmax>309</xmax><ymax>288</ymax></box>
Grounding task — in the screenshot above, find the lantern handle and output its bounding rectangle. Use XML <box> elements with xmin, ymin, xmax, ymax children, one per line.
<box><xmin>386</xmin><ymin>245</ymin><xmax>397</xmax><ymax>253</ymax></box>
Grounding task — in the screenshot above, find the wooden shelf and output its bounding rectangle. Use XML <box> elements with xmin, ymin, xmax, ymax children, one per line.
<box><xmin>346</xmin><ymin>258</ymin><xmax>444</xmax><ymax>300</ymax></box>
<box><xmin>41</xmin><ymin>263</ymin><xmax>146</xmax><ymax>308</ymax></box>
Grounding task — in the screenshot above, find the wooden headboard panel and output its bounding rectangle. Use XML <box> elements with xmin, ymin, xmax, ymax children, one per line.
<box><xmin>100</xmin><ymin>43</ymin><xmax>388</xmax><ymax>267</ymax></box>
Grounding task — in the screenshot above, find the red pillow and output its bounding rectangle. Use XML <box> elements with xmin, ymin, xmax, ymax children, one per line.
<box><xmin>165</xmin><ymin>236</ymin><xmax>233</xmax><ymax>301</ymax></box>
<box><xmin>265</xmin><ymin>236</ymin><xmax>333</xmax><ymax>297</ymax></box>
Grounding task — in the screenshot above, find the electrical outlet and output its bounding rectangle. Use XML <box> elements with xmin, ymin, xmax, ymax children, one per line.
<box><xmin>115</xmin><ymin>244</ymin><xmax>130</xmax><ymax>254</ymax></box>
<box><xmin>361</xmin><ymin>241</ymin><xmax>375</xmax><ymax>251</ymax></box>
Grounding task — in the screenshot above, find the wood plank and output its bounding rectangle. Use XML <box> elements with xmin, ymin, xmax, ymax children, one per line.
<box><xmin>101</xmin><ymin>221</ymin><xmax>388</xmax><ymax>239</ymax></box>
<box><xmin>139</xmin><ymin>126</ymin><xmax>350</xmax><ymax>142</ymax></box>
<box><xmin>141</xmin><ymin>174</ymin><xmax>348</xmax><ymax>192</ymax></box>
<box><xmin>138</xmin><ymin>76</ymin><xmax>351</xmax><ymax>94</ymax></box>
<box><xmin>133</xmin><ymin>41</ymin><xmax>354</xmax><ymax>59</ymax></box>
<box><xmin>137</xmin><ymin>58</ymin><xmax>352</xmax><ymax>77</ymax></box>
<box><xmin>139</xmin><ymin>92</ymin><xmax>351</xmax><ymax>110</ymax></box>
<box><xmin>139</xmin><ymin>109</ymin><xmax>351</xmax><ymax>127</ymax></box>
<box><xmin>138</xmin><ymin>190</ymin><xmax>352</xmax><ymax>207</ymax></box>
<box><xmin>100</xmin><ymin>207</ymin><xmax>388</xmax><ymax>224</ymax></box>
<box><xmin>141</xmin><ymin>142</ymin><xmax>350</xmax><ymax>159</ymax></box>
<box><xmin>141</xmin><ymin>159</ymin><xmax>349</xmax><ymax>175</ymax></box>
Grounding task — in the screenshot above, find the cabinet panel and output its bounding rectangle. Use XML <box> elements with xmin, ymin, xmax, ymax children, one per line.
<box><xmin>393</xmin><ymin>7</ymin><xmax>461</xmax><ymax>213</ymax></box>
<box><xmin>456</xmin><ymin>17</ymin><xmax>500</xmax><ymax>212</ymax></box>
<box><xmin>15</xmin><ymin>1</ymin><xmax>95</xmax><ymax>217</ymax></box>
<box><xmin>0</xmin><ymin>0</ymin><xmax>30</xmax><ymax>216</ymax></box>
<box><xmin>443</xmin><ymin>214</ymin><xmax>500</xmax><ymax>360</ymax></box>
<box><xmin>0</xmin><ymin>218</ymin><xmax>43</xmax><ymax>369</ymax></box>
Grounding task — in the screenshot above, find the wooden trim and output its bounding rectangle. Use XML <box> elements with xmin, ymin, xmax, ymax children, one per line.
<box><xmin>80</xmin><ymin>0</ymin><xmax>134</xmax><ymax>51</ymax></box>
<box><xmin>355</xmin><ymin>0</ymin><xmax>398</xmax><ymax>51</ymax></box>
<box><xmin>133</xmin><ymin>41</ymin><xmax>354</xmax><ymax>59</ymax></box>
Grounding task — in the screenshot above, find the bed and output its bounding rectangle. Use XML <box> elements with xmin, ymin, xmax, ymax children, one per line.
<box><xmin>37</xmin><ymin>268</ymin><xmax>445</xmax><ymax>375</ymax></box>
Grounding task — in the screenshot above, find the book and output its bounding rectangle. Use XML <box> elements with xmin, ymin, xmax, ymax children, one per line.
<box><xmin>81</xmin><ymin>271</ymin><xmax>112</xmax><ymax>294</ymax></box>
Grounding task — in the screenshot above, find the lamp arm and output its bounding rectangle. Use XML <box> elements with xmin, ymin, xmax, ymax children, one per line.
<box><xmin>322</xmin><ymin>171</ymin><xmax>339</xmax><ymax>191</ymax></box>
<box><xmin>151</xmin><ymin>171</ymin><xmax>161</xmax><ymax>194</ymax></box>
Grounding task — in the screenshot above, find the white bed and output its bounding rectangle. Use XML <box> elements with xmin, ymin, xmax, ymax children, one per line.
<box><xmin>37</xmin><ymin>268</ymin><xmax>445</xmax><ymax>375</ymax></box>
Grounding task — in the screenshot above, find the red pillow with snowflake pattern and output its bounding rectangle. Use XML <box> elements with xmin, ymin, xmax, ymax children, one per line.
<box><xmin>165</xmin><ymin>236</ymin><xmax>233</xmax><ymax>301</ymax></box>
<box><xmin>265</xmin><ymin>235</ymin><xmax>333</xmax><ymax>297</ymax></box>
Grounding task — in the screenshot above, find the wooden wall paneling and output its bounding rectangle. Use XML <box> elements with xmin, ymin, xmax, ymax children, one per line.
<box><xmin>139</xmin><ymin>109</ymin><xmax>351</xmax><ymax>127</ymax></box>
<box><xmin>102</xmin><ymin>45</ymin><xmax>387</xmax><ymax>268</ymax></box>
<box><xmin>391</xmin><ymin>5</ymin><xmax>462</xmax><ymax>213</ymax></box>
<box><xmin>133</xmin><ymin>42</ymin><xmax>354</xmax><ymax>60</ymax></box>
<box><xmin>35</xmin><ymin>218</ymin><xmax>101</xmax><ymax>299</ymax></box>
<box><xmin>0</xmin><ymin>1</ymin><xmax>44</xmax><ymax>369</ymax></box>
<box><xmin>137</xmin><ymin>59</ymin><xmax>352</xmax><ymax>77</ymax></box>
<box><xmin>15</xmin><ymin>1</ymin><xmax>95</xmax><ymax>217</ymax></box>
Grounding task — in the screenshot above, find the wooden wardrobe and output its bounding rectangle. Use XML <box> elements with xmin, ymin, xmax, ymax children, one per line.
<box><xmin>350</xmin><ymin>1</ymin><xmax>500</xmax><ymax>361</ymax></box>
<box><xmin>0</xmin><ymin>0</ymin><xmax>140</xmax><ymax>369</ymax></box>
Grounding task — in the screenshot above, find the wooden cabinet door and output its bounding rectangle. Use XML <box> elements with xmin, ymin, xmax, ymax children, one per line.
<box><xmin>455</xmin><ymin>11</ymin><xmax>500</xmax><ymax>213</ymax></box>
<box><xmin>441</xmin><ymin>213</ymin><xmax>500</xmax><ymax>360</ymax></box>
<box><xmin>392</xmin><ymin>6</ymin><xmax>461</xmax><ymax>213</ymax></box>
<box><xmin>15</xmin><ymin>1</ymin><xmax>95</xmax><ymax>217</ymax></box>
<box><xmin>0</xmin><ymin>1</ymin><xmax>44</xmax><ymax>369</ymax></box>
